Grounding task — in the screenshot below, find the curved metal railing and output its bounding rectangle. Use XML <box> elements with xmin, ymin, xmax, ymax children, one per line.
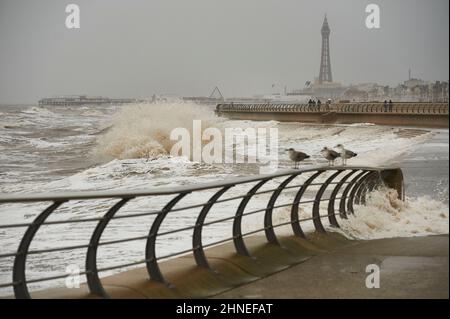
<box><xmin>0</xmin><ymin>166</ymin><xmax>404</xmax><ymax>299</ymax></box>
<box><xmin>216</xmin><ymin>103</ymin><xmax>330</xmax><ymax>113</ymax></box>
<box><xmin>335</xmin><ymin>102</ymin><xmax>449</xmax><ymax>114</ymax></box>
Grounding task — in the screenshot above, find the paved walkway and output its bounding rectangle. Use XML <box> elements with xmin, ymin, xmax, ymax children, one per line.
<box><xmin>214</xmin><ymin>235</ymin><xmax>449</xmax><ymax>299</ymax></box>
<box><xmin>26</xmin><ymin>234</ymin><xmax>448</xmax><ymax>299</ymax></box>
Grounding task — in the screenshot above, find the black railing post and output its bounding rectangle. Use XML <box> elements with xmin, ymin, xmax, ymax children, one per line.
<box><xmin>264</xmin><ymin>175</ymin><xmax>298</xmax><ymax>245</ymax></box>
<box><xmin>193</xmin><ymin>186</ymin><xmax>232</xmax><ymax>269</ymax></box>
<box><xmin>233</xmin><ymin>179</ymin><xmax>270</xmax><ymax>256</ymax></box>
<box><xmin>327</xmin><ymin>170</ymin><xmax>358</xmax><ymax>227</ymax></box>
<box><xmin>312</xmin><ymin>170</ymin><xmax>343</xmax><ymax>232</ymax></box>
<box><xmin>339</xmin><ymin>170</ymin><xmax>366</xmax><ymax>218</ymax></box>
<box><xmin>13</xmin><ymin>201</ymin><xmax>65</xmax><ymax>299</ymax></box>
<box><xmin>347</xmin><ymin>171</ymin><xmax>375</xmax><ymax>214</ymax></box>
<box><xmin>355</xmin><ymin>171</ymin><xmax>378</xmax><ymax>205</ymax></box>
<box><xmin>145</xmin><ymin>193</ymin><xmax>188</xmax><ymax>285</ymax></box>
<box><xmin>85</xmin><ymin>197</ymin><xmax>132</xmax><ymax>298</ymax></box>
<box><xmin>290</xmin><ymin>171</ymin><xmax>324</xmax><ymax>237</ymax></box>
<box><xmin>360</xmin><ymin>172</ymin><xmax>382</xmax><ymax>204</ymax></box>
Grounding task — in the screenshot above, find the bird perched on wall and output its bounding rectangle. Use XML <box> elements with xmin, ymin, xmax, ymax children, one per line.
<box><xmin>320</xmin><ymin>147</ymin><xmax>341</xmax><ymax>166</ymax></box>
<box><xmin>335</xmin><ymin>144</ymin><xmax>357</xmax><ymax>166</ymax></box>
<box><xmin>286</xmin><ymin>148</ymin><xmax>310</xmax><ymax>168</ymax></box>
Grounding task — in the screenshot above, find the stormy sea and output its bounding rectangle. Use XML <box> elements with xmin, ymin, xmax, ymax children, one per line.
<box><xmin>0</xmin><ymin>102</ymin><xmax>448</xmax><ymax>295</ymax></box>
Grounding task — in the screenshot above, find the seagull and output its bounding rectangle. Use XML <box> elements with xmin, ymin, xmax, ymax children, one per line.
<box><xmin>320</xmin><ymin>147</ymin><xmax>341</xmax><ymax>166</ymax></box>
<box><xmin>286</xmin><ymin>148</ymin><xmax>310</xmax><ymax>168</ymax></box>
<box><xmin>335</xmin><ymin>144</ymin><xmax>357</xmax><ymax>166</ymax></box>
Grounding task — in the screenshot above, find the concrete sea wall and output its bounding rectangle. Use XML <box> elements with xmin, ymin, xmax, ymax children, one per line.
<box><xmin>216</xmin><ymin>102</ymin><xmax>449</xmax><ymax>128</ymax></box>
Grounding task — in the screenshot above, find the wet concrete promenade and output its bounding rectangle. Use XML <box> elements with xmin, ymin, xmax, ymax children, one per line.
<box><xmin>214</xmin><ymin>235</ymin><xmax>449</xmax><ymax>299</ymax></box>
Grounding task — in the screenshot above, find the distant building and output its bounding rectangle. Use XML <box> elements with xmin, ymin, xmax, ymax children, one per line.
<box><xmin>344</xmin><ymin>79</ymin><xmax>449</xmax><ymax>103</ymax></box>
<box><xmin>285</xmin><ymin>16</ymin><xmax>447</xmax><ymax>103</ymax></box>
<box><xmin>296</xmin><ymin>15</ymin><xmax>344</xmax><ymax>100</ymax></box>
<box><xmin>318</xmin><ymin>15</ymin><xmax>332</xmax><ymax>84</ymax></box>
<box><xmin>341</xmin><ymin>87</ymin><xmax>369</xmax><ymax>102</ymax></box>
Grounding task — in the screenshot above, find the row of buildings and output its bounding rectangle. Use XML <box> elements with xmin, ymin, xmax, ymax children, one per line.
<box><xmin>338</xmin><ymin>79</ymin><xmax>449</xmax><ymax>103</ymax></box>
<box><xmin>287</xmin><ymin>15</ymin><xmax>448</xmax><ymax>103</ymax></box>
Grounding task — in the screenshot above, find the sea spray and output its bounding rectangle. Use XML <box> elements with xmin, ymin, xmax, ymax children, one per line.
<box><xmin>93</xmin><ymin>102</ymin><xmax>221</xmax><ymax>161</ymax></box>
<box><xmin>250</xmin><ymin>186</ymin><xmax>449</xmax><ymax>240</ymax></box>
<box><xmin>335</xmin><ymin>188</ymin><xmax>449</xmax><ymax>239</ymax></box>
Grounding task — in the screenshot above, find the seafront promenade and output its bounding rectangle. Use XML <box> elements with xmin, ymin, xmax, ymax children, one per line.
<box><xmin>27</xmin><ymin>234</ymin><xmax>448</xmax><ymax>299</ymax></box>
<box><xmin>216</xmin><ymin>102</ymin><xmax>449</xmax><ymax>128</ymax></box>
<box><xmin>215</xmin><ymin>234</ymin><xmax>449</xmax><ymax>299</ymax></box>
<box><xmin>1</xmin><ymin>157</ymin><xmax>448</xmax><ymax>298</ymax></box>
<box><xmin>0</xmin><ymin>120</ymin><xmax>448</xmax><ymax>299</ymax></box>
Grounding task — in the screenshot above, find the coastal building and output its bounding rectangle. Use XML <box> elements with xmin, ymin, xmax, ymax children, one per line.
<box><xmin>289</xmin><ymin>16</ymin><xmax>447</xmax><ymax>103</ymax></box>
<box><xmin>297</xmin><ymin>15</ymin><xmax>344</xmax><ymax>100</ymax></box>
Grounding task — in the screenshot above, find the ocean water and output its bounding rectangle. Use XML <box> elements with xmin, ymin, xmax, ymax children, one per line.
<box><xmin>0</xmin><ymin>102</ymin><xmax>448</xmax><ymax>295</ymax></box>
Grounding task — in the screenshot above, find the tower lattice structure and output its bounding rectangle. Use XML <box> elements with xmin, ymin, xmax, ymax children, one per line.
<box><xmin>318</xmin><ymin>15</ymin><xmax>332</xmax><ymax>83</ymax></box>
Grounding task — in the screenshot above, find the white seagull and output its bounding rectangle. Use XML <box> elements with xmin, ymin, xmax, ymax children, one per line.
<box><xmin>320</xmin><ymin>147</ymin><xmax>341</xmax><ymax>166</ymax></box>
<box><xmin>335</xmin><ymin>144</ymin><xmax>357</xmax><ymax>166</ymax></box>
<box><xmin>286</xmin><ymin>148</ymin><xmax>310</xmax><ymax>169</ymax></box>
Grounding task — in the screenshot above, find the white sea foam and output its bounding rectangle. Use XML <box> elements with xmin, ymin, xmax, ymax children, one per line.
<box><xmin>21</xmin><ymin>106</ymin><xmax>57</xmax><ymax>117</ymax></box>
<box><xmin>93</xmin><ymin>102</ymin><xmax>220</xmax><ymax>160</ymax></box>
<box><xmin>94</xmin><ymin>102</ymin><xmax>435</xmax><ymax>168</ymax></box>
<box><xmin>334</xmin><ymin>188</ymin><xmax>449</xmax><ymax>239</ymax></box>
<box><xmin>257</xmin><ymin>187</ymin><xmax>449</xmax><ymax>240</ymax></box>
<box><xmin>28</xmin><ymin>138</ymin><xmax>66</xmax><ymax>149</ymax></box>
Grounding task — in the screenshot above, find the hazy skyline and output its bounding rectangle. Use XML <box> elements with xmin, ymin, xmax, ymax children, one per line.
<box><xmin>0</xmin><ymin>0</ymin><xmax>448</xmax><ymax>104</ymax></box>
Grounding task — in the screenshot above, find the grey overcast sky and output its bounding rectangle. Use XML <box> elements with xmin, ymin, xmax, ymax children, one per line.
<box><xmin>0</xmin><ymin>0</ymin><xmax>448</xmax><ymax>103</ymax></box>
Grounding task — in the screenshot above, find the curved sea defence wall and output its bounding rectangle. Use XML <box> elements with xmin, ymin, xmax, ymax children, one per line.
<box><xmin>216</xmin><ymin>102</ymin><xmax>449</xmax><ymax>128</ymax></box>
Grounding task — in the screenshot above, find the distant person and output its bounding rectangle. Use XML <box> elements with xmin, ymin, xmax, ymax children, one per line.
<box><xmin>312</xmin><ymin>100</ymin><xmax>316</xmax><ymax>107</ymax></box>
<box><xmin>389</xmin><ymin>100</ymin><xmax>393</xmax><ymax>112</ymax></box>
<box><xmin>326</xmin><ymin>98</ymin><xmax>332</xmax><ymax>110</ymax></box>
<box><xmin>308</xmin><ymin>99</ymin><xmax>313</xmax><ymax>107</ymax></box>
<box><xmin>317</xmin><ymin>99</ymin><xmax>321</xmax><ymax>111</ymax></box>
<box><xmin>383</xmin><ymin>100</ymin><xmax>388</xmax><ymax>112</ymax></box>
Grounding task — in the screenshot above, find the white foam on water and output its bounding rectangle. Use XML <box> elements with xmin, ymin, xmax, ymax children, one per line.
<box><xmin>247</xmin><ymin>187</ymin><xmax>449</xmax><ymax>241</ymax></box>
<box><xmin>93</xmin><ymin>102</ymin><xmax>220</xmax><ymax>161</ymax></box>
<box><xmin>28</xmin><ymin>138</ymin><xmax>66</xmax><ymax>149</ymax></box>
<box><xmin>333</xmin><ymin>188</ymin><xmax>449</xmax><ymax>239</ymax></box>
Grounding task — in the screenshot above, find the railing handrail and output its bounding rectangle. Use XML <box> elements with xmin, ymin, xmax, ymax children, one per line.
<box><xmin>216</xmin><ymin>102</ymin><xmax>449</xmax><ymax>115</ymax></box>
<box><xmin>0</xmin><ymin>166</ymin><xmax>395</xmax><ymax>203</ymax></box>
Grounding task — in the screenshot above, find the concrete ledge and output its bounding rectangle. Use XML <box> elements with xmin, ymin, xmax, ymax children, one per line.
<box><xmin>30</xmin><ymin>232</ymin><xmax>354</xmax><ymax>299</ymax></box>
<box><xmin>215</xmin><ymin>235</ymin><xmax>449</xmax><ymax>299</ymax></box>
<box><xmin>217</xmin><ymin>111</ymin><xmax>449</xmax><ymax>128</ymax></box>
<box><xmin>28</xmin><ymin>233</ymin><xmax>448</xmax><ymax>299</ymax></box>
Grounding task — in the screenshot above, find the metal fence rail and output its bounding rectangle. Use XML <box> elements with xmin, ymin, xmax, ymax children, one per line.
<box><xmin>335</xmin><ymin>103</ymin><xmax>449</xmax><ymax>114</ymax></box>
<box><xmin>216</xmin><ymin>102</ymin><xmax>449</xmax><ymax>115</ymax></box>
<box><xmin>0</xmin><ymin>166</ymin><xmax>404</xmax><ymax>299</ymax></box>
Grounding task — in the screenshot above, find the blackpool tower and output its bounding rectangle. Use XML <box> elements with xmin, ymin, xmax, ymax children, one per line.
<box><xmin>318</xmin><ymin>15</ymin><xmax>332</xmax><ymax>83</ymax></box>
